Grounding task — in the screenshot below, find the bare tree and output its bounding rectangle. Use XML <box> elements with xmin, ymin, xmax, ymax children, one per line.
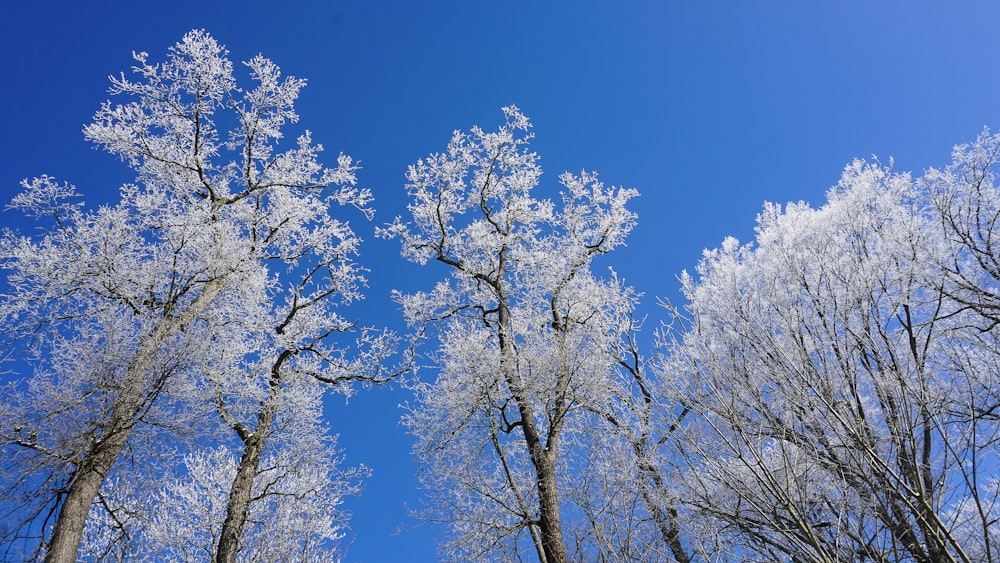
<box><xmin>587</xmin><ymin>319</ymin><xmax>693</xmax><ymax>563</ymax></box>
<box><xmin>381</xmin><ymin>106</ymin><xmax>639</xmax><ymax>562</ymax></box>
<box><xmin>922</xmin><ymin>129</ymin><xmax>1000</xmax><ymax>562</ymax></box>
<box><xmin>0</xmin><ymin>30</ymin><xmax>373</xmax><ymax>562</ymax></box>
<box><xmin>668</xmin><ymin>158</ymin><xmax>1000</xmax><ymax>562</ymax></box>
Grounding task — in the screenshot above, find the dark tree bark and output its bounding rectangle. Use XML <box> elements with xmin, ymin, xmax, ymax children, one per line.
<box><xmin>213</xmin><ymin>349</ymin><xmax>289</xmax><ymax>563</ymax></box>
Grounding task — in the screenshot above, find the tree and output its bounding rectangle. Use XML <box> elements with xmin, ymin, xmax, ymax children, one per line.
<box><xmin>0</xmin><ymin>30</ymin><xmax>375</xmax><ymax>562</ymax></box>
<box><xmin>381</xmin><ymin>106</ymin><xmax>639</xmax><ymax>562</ymax></box>
<box><xmin>187</xmin><ymin>184</ymin><xmax>396</xmax><ymax>562</ymax></box>
<box><xmin>667</xmin><ymin>157</ymin><xmax>1000</xmax><ymax>562</ymax></box>
<box><xmin>921</xmin><ymin>129</ymin><xmax>1000</xmax><ymax>562</ymax></box>
<box><xmin>576</xmin><ymin>315</ymin><xmax>694</xmax><ymax>563</ymax></box>
<box><xmin>926</xmin><ymin>129</ymin><xmax>1000</xmax><ymax>332</ymax></box>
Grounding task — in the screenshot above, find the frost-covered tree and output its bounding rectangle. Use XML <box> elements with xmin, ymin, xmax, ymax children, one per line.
<box><xmin>574</xmin><ymin>319</ymin><xmax>693</xmax><ymax>563</ymax></box>
<box><xmin>669</xmin><ymin>157</ymin><xmax>1000</xmax><ymax>562</ymax></box>
<box><xmin>381</xmin><ymin>106</ymin><xmax>639</xmax><ymax>563</ymax></box>
<box><xmin>0</xmin><ymin>30</ymin><xmax>377</xmax><ymax>562</ymax></box>
<box><xmin>926</xmin><ymin>129</ymin><xmax>1000</xmax><ymax>333</ymax></box>
<box><xmin>182</xmin><ymin>218</ymin><xmax>396</xmax><ymax>563</ymax></box>
<box><xmin>920</xmin><ymin>129</ymin><xmax>1000</xmax><ymax>562</ymax></box>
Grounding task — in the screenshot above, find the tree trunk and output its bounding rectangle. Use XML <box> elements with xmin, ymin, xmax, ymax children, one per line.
<box><xmin>215</xmin><ymin>434</ymin><xmax>265</xmax><ymax>563</ymax></box>
<box><xmin>44</xmin><ymin>438</ymin><xmax>126</xmax><ymax>563</ymax></box>
<box><xmin>215</xmin><ymin>349</ymin><xmax>286</xmax><ymax>563</ymax></box>
<box><xmin>44</xmin><ymin>279</ymin><xmax>226</xmax><ymax>563</ymax></box>
<box><xmin>495</xmin><ymin>280</ymin><xmax>569</xmax><ymax>563</ymax></box>
<box><xmin>533</xmin><ymin>450</ymin><xmax>568</xmax><ymax>563</ymax></box>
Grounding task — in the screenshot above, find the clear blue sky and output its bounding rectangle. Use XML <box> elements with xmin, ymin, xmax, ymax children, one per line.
<box><xmin>4</xmin><ymin>2</ymin><xmax>1000</xmax><ymax>561</ymax></box>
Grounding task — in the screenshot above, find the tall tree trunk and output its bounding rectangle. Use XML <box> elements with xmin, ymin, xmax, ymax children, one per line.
<box><xmin>215</xmin><ymin>434</ymin><xmax>266</xmax><ymax>563</ymax></box>
<box><xmin>44</xmin><ymin>438</ymin><xmax>126</xmax><ymax>563</ymax></box>
<box><xmin>496</xmin><ymin>283</ymin><xmax>569</xmax><ymax>563</ymax></box>
<box><xmin>215</xmin><ymin>349</ymin><xmax>287</xmax><ymax>563</ymax></box>
<box><xmin>513</xmin><ymin>369</ymin><xmax>567</xmax><ymax>563</ymax></box>
<box><xmin>44</xmin><ymin>279</ymin><xmax>227</xmax><ymax>563</ymax></box>
<box><xmin>533</xmin><ymin>450</ymin><xmax>567</xmax><ymax>563</ymax></box>
<box><xmin>637</xmin><ymin>462</ymin><xmax>690</xmax><ymax>563</ymax></box>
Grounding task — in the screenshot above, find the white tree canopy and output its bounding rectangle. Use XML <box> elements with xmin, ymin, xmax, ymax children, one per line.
<box><xmin>665</xmin><ymin>154</ymin><xmax>1000</xmax><ymax>562</ymax></box>
<box><xmin>0</xmin><ymin>30</ymin><xmax>381</xmax><ymax>562</ymax></box>
<box><xmin>382</xmin><ymin>106</ymin><xmax>641</xmax><ymax>562</ymax></box>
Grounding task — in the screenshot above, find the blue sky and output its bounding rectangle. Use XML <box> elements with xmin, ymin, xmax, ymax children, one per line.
<box><xmin>4</xmin><ymin>2</ymin><xmax>1000</xmax><ymax>561</ymax></box>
